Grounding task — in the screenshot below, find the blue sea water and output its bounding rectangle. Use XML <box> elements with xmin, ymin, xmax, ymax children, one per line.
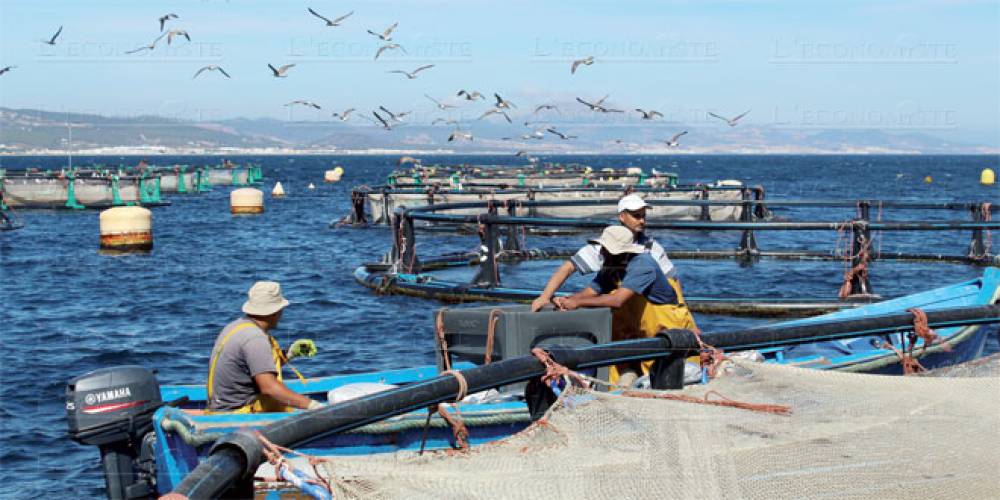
<box><xmin>0</xmin><ymin>154</ymin><xmax>997</xmax><ymax>497</ymax></box>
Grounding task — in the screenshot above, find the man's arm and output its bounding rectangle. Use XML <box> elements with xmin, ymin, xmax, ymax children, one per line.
<box><xmin>254</xmin><ymin>372</ymin><xmax>318</xmax><ymax>410</ymax></box>
<box><xmin>531</xmin><ymin>261</ymin><xmax>576</xmax><ymax>311</ymax></box>
<box><xmin>558</xmin><ymin>287</ymin><xmax>635</xmax><ymax>311</ymax></box>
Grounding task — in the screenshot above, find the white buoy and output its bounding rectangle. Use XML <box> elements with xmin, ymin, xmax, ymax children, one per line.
<box><xmin>324</xmin><ymin>166</ymin><xmax>344</xmax><ymax>183</ymax></box>
<box><xmin>100</xmin><ymin>206</ymin><xmax>153</xmax><ymax>253</ymax></box>
<box><xmin>231</xmin><ymin>188</ymin><xmax>264</xmax><ymax>214</ymax></box>
<box><xmin>272</xmin><ymin>182</ymin><xmax>285</xmax><ymax>198</ymax></box>
<box><xmin>308</xmin><ymin>183</ymin><xmax>316</xmax><ymax>190</ymax></box>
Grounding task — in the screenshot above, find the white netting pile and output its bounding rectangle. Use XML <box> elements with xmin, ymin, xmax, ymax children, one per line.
<box><xmin>271</xmin><ymin>356</ymin><xmax>1000</xmax><ymax>499</ymax></box>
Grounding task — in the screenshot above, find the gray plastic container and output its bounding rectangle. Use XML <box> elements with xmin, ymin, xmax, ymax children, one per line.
<box><xmin>436</xmin><ymin>305</ymin><xmax>612</xmax><ymax>389</ymax></box>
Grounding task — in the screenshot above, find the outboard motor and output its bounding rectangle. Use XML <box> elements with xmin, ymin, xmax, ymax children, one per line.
<box><xmin>66</xmin><ymin>366</ymin><xmax>163</xmax><ymax>499</ymax></box>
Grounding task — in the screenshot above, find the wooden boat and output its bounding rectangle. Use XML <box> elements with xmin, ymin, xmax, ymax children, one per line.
<box><xmin>67</xmin><ymin>270</ymin><xmax>1000</xmax><ymax>497</ymax></box>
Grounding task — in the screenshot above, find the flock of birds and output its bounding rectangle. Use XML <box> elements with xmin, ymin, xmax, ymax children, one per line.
<box><xmin>1</xmin><ymin>11</ymin><xmax>755</xmax><ymax>155</ymax></box>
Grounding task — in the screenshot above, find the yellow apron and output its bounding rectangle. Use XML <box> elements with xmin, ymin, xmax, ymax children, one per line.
<box><xmin>609</xmin><ymin>278</ymin><xmax>698</xmax><ymax>384</ymax></box>
<box><xmin>206</xmin><ymin>322</ymin><xmax>305</xmax><ymax>414</ymax></box>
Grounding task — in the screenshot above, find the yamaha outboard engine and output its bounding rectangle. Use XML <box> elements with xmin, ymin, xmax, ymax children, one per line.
<box><xmin>66</xmin><ymin>366</ymin><xmax>163</xmax><ymax>499</ymax></box>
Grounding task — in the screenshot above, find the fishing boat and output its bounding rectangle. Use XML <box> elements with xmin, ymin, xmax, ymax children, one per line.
<box><xmin>66</xmin><ymin>269</ymin><xmax>1000</xmax><ymax>498</ymax></box>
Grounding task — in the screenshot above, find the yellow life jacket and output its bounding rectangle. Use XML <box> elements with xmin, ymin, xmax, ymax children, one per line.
<box><xmin>206</xmin><ymin>321</ymin><xmax>306</xmax><ymax>414</ymax></box>
<box><xmin>609</xmin><ymin>277</ymin><xmax>698</xmax><ymax>384</ymax></box>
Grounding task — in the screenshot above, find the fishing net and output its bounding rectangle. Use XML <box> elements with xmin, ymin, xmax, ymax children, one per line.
<box><xmin>264</xmin><ymin>356</ymin><xmax>1000</xmax><ymax>499</ymax></box>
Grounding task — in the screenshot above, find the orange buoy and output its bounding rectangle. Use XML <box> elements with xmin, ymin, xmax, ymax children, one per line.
<box><xmin>99</xmin><ymin>206</ymin><xmax>153</xmax><ymax>253</ymax></box>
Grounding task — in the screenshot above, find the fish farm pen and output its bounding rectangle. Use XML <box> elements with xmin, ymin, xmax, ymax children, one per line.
<box><xmin>352</xmin><ymin>193</ymin><xmax>999</xmax><ymax>317</ymax></box>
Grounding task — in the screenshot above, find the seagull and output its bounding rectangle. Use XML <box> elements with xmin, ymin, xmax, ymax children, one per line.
<box><xmin>457</xmin><ymin>89</ymin><xmax>484</xmax><ymax>101</ymax></box>
<box><xmin>374</xmin><ymin>43</ymin><xmax>405</xmax><ymax>60</ymax></box>
<box><xmin>708</xmin><ymin>110</ymin><xmax>751</xmax><ymax>126</ymax></box>
<box><xmin>158</xmin><ymin>13</ymin><xmax>178</xmax><ymax>31</ymax></box>
<box><xmin>514</xmin><ymin>150</ymin><xmax>528</xmax><ymax>157</ymax></box>
<box><xmin>388</xmin><ymin>64</ymin><xmax>433</xmax><ymax>79</ymax></box>
<box><xmin>546</xmin><ymin>128</ymin><xmax>577</xmax><ymax>140</ymax></box>
<box><xmin>42</xmin><ymin>26</ymin><xmax>63</xmax><ymax>45</ymax></box>
<box><xmin>425</xmin><ymin>94</ymin><xmax>456</xmax><ymax>110</ymax></box>
<box><xmin>635</xmin><ymin>108</ymin><xmax>663</xmax><ymax>120</ymax></box>
<box><xmin>268</xmin><ymin>63</ymin><xmax>296</xmax><ymax>77</ymax></box>
<box><xmin>193</xmin><ymin>65</ymin><xmax>231</xmax><ymax>79</ymax></box>
<box><xmin>372</xmin><ymin>111</ymin><xmax>395</xmax><ymax>130</ymax></box>
<box><xmin>332</xmin><ymin>108</ymin><xmax>355</xmax><ymax>121</ymax></box>
<box><xmin>663</xmin><ymin>131</ymin><xmax>688</xmax><ymax>147</ymax></box>
<box><xmin>367</xmin><ymin>22</ymin><xmax>398</xmax><ymax>41</ymax></box>
<box><xmin>285</xmin><ymin>100</ymin><xmax>322</xmax><ymax>110</ymax></box>
<box><xmin>571</xmin><ymin>55</ymin><xmax>594</xmax><ymax>74</ymax></box>
<box><xmin>432</xmin><ymin>118</ymin><xmax>459</xmax><ymax>126</ymax></box>
<box><xmin>533</xmin><ymin>104</ymin><xmax>558</xmax><ymax>114</ymax></box>
<box><xmin>494</xmin><ymin>93</ymin><xmax>517</xmax><ymax>109</ymax></box>
<box><xmin>448</xmin><ymin>129</ymin><xmax>473</xmax><ymax>142</ymax></box>
<box><xmin>0</xmin><ymin>65</ymin><xmax>16</xmax><ymax>76</ymax></box>
<box><xmin>166</xmin><ymin>29</ymin><xmax>191</xmax><ymax>45</ymax></box>
<box><xmin>576</xmin><ymin>95</ymin><xmax>622</xmax><ymax>113</ymax></box>
<box><xmin>479</xmin><ymin>107</ymin><xmax>512</xmax><ymax>123</ymax></box>
<box><xmin>307</xmin><ymin>8</ymin><xmax>353</xmax><ymax>27</ymax></box>
<box><xmin>378</xmin><ymin>106</ymin><xmax>410</xmax><ymax>122</ymax></box>
<box><xmin>125</xmin><ymin>33</ymin><xmax>166</xmax><ymax>54</ymax></box>
<box><xmin>522</xmin><ymin>128</ymin><xmax>546</xmax><ymax>140</ymax></box>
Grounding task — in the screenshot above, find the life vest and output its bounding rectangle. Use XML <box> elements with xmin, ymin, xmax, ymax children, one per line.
<box><xmin>206</xmin><ymin>321</ymin><xmax>306</xmax><ymax>414</ymax></box>
<box><xmin>609</xmin><ymin>278</ymin><xmax>698</xmax><ymax>383</ymax></box>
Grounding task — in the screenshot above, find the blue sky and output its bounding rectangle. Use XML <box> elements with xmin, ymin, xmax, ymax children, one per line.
<box><xmin>1</xmin><ymin>0</ymin><xmax>997</xmax><ymax>145</ymax></box>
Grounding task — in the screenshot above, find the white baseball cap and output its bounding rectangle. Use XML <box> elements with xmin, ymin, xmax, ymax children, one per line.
<box><xmin>617</xmin><ymin>194</ymin><xmax>651</xmax><ymax>213</ymax></box>
<box><xmin>242</xmin><ymin>281</ymin><xmax>290</xmax><ymax>316</ymax></box>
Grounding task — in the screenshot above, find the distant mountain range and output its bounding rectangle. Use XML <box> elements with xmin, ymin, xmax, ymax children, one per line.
<box><xmin>1</xmin><ymin>107</ymin><xmax>994</xmax><ymax>155</ymax></box>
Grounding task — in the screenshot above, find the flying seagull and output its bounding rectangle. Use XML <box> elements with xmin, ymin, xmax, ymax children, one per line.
<box><xmin>576</xmin><ymin>95</ymin><xmax>622</xmax><ymax>113</ymax></box>
<box><xmin>126</xmin><ymin>33</ymin><xmax>166</xmax><ymax>54</ymax></box>
<box><xmin>708</xmin><ymin>110</ymin><xmax>751</xmax><ymax>126</ymax></box>
<box><xmin>0</xmin><ymin>65</ymin><xmax>16</xmax><ymax>76</ymax></box>
<box><xmin>42</xmin><ymin>26</ymin><xmax>63</xmax><ymax>45</ymax></box>
<box><xmin>534</xmin><ymin>104</ymin><xmax>558</xmax><ymax>114</ymax></box>
<box><xmin>457</xmin><ymin>89</ymin><xmax>484</xmax><ymax>101</ymax></box>
<box><xmin>514</xmin><ymin>150</ymin><xmax>528</xmax><ymax>157</ymax></box>
<box><xmin>425</xmin><ymin>94</ymin><xmax>456</xmax><ymax>110</ymax></box>
<box><xmin>546</xmin><ymin>127</ymin><xmax>577</xmax><ymax>140</ymax></box>
<box><xmin>166</xmin><ymin>29</ymin><xmax>191</xmax><ymax>45</ymax></box>
<box><xmin>663</xmin><ymin>131</ymin><xmax>688</xmax><ymax>147</ymax></box>
<box><xmin>285</xmin><ymin>100</ymin><xmax>322</xmax><ymax>109</ymax></box>
<box><xmin>374</xmin><ymin>43</ymin><xmax>406</xmax><ymax>60</ymax></box>
<box><xmin>372</xmin><ymin>111</ymin><xmax>395</xmax><ymax>130</ymax></box>
<box><xmin>378</xmin><ymin>106</ymin><xmax>410</xmax><ymax>122</ymax></box>
<box><xmin>388</xmin><ymin>64</ymin><xmax>434</xmax><ymax>79</ymax></box>
<box><xmin>193</xmin><ymin>65</ymin><xmax>231</xmax><ymax>79</ymax></box>
<box><xmin>367</xmin><ymin>22</ymin><xmax>398</xmax><ymax>41</ymax></box>
<box><xmin>494</xmin><ymin>93</ymin><xmax>516</xmax><ymax>109</ymax></box>
<box><xmin>268</xmin><ymin>63</ymin><xmax>296</xmax><ymax>77</ymax></box>
<box><xmin>448</xmin><ymin>129</ymin><xmax>473</xmax><ymax>142</ymax></box>
<box><xmin>479</xmin><ymin>107</ymin><xmax>512</xmax><ymax>123</ymax></box>
<box><xmin>307</xmin><ymin>8</ymin><xmax>353</xmax><ymax>27</ymax></box>
<box><xmin>158</xmin><ymin>14</ymin><xmax>178</xmax><ymax>31</ymax></box>
<box><xmin>432</xmin><ymin>118</ymin><xmax>459</xmax><ymax>126</ymax></box>
<box><xmin>635</xmin><ymin>108</ymin><xmax>663</xmax><ymax>120</ymax></box>
<box><xmin>332</xmin><ymin>108</ymin><xmax>355</xmax><ymax>121</ymax></box>
<box><xmin>571</xmin><ymin>55</ymin><xmax>594</xmax><ymax>74</ymax></box>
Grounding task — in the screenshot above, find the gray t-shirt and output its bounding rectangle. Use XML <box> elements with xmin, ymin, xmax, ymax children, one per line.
<box><xmin>207</xmin><ymin>318</ymin><xmax>278</xmax><ymax>411</ymax></box>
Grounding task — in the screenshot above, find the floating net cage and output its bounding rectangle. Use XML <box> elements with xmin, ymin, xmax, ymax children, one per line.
<box><xmin>259</xmin><ymin>355</ymin><xmax>1000</xmax><ymax>499</ymax></box>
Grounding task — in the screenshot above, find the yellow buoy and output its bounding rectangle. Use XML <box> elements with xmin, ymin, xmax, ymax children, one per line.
<box><xmin>231</xmin><ymin>188</ymin><xmax>264</xmax><ymax>214</ymax></box>
<box><xmin>324</xmin><ymin>168</ymin><xmax>343</xmax><ymax>183</ymax></box>
<box><xmin>99</xmin><ymin>206</ymin><xmax>153</xmax><ymax>253</ymax></box>
<box><xmin>271</xmin><ymin>182</ymin><xmax>285</xmax><ymax>198</ymax></box>
<box><xmin>924</xmin><ymin>176</ymin><xmax>933</xmax><ymax>184</ymax></box>
<box><xmin>981</xmin><ymin>168</ymin><xmax>996</xmax><ymax>186</ymax></box>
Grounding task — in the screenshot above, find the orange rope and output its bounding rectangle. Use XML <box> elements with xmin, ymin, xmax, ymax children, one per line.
<box><xmin>530</xmin><ymin>348</ymin><xmax>590</xmax><ymax>389</ymax></box>
<box><xmin>838</xmin><ymin>234</ymin><xmax>871</xmax><ymax>299</ymax></box>
<box><xmin>691</xmin><ymin>327</ymin><xmax>727</xmax><ymax>379</ymax></box>
<box><xmin>484</xmin><ymin>309</ymin><xmax>502</xmax><ymax>364</ymax></box>
<box><xmin>621</xmin><ymin>389</ymin><xmax>792</xmax><ymax>416</ymax></box>
<box><xmin>435</xmin><ymin>309</ymin><xmax>452</xmax><ymax>372</ymax></box>
<box><xmin>883</xmin><ymin>307</ymin><xmax>952</xmax><ymax>375</ymax></box>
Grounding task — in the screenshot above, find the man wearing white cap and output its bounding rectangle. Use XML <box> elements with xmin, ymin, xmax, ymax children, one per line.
<box><xmin>531</xmin><ymin>193</ymin><xmax>676</xmax><ymax>312</ymax></box>
<box><xmin>553</xmin><ymin>225</ymin><xmax>698</xmax><ymax>386</ymax></box>
<box><xmin>206</xmin><ymin>281</ymin><xmax>322</xmax><ymax>413</ymax></box>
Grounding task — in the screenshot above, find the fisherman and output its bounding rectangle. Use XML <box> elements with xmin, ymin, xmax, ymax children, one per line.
<box><xmin>206</xmin><ymin>281</ymin><xmax>322</xmax><ymax>413</ymax></box>
<box><xmin>553</xmin><ymin>225</ymin><xmax>698</xmax><ymax>387</ymax></box>
<box><xmin>531</xmin><ymin>194</ymin><xmax>676</xmax><ymax>311</ymax></box>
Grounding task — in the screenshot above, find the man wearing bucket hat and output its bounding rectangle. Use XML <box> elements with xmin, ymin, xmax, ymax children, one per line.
<box><xmin>206</xmin><ymin>281</ymin><xmax>322</xmax><ymax>413</ymax></box>
<box><xmin>553</xmin><ymin>225</ymin><xmax>698</xmax><ymax>386</ymax></box>
<box><xmin>531</xmin><ymin>193</ymin><xmax>676</xmax><ymax>312</ymax></box>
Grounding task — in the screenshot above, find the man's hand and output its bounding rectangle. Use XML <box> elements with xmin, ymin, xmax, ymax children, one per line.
<box><xmin>530</xmin><ymin>296</ymin><xmax>549</xmax><ymax>312</ymax></box>
<box><xmin>286</xmin><ymin>339</ymin><xmax>318</xmax><ymax>360</ymax></box>
<box><xmin>553</xmin><ymin>297</ymin><xmax>579</xmax><ymax>311</ymax></box>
